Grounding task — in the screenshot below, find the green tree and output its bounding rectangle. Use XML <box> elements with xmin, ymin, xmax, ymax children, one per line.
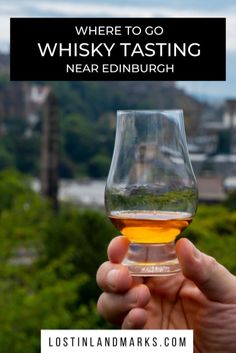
<box><xmin>2</xmin><ymin>117</ymin><xmax>40</xmax><ymax>175</ymax></box>
<box><xmin>0</xmin><ymin>144</ymin><xmax>15</xmax><ymax>170</ymax></box>
<box><xmin>61</xmin><ymin>114</ymin><xmax>97</xmax><ymax>176</ymax></box>
<box><xmin>0</xmin><ymin>170</ymin><xmax>111</xmax><ymax>353</ymax></box>
<box><xmin>88</xmin><ymin>154</ymin><xmax>110</xmax><ymax>178</ymax></box>
<box><xmin>1</xmin><ymin>170</ymin><xmax>236</xmax><ymax>353</ymax></box>
<box><xmin>183</xmin><ymin>204</ymin><xmax>236</xmax><ymax>274</ymax></box>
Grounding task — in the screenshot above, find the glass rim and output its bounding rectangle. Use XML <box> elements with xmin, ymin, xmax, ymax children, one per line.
<box><xmin>117</xmin><ymin>109</ymin><xmax>183</xmax><ymax>114</ymax></box>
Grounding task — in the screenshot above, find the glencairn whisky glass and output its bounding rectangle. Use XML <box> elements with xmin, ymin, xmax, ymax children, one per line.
<box><xmin>105</xmin><ymin>110</ymin><xmax>198</xmax><ymax>276</ymax></box>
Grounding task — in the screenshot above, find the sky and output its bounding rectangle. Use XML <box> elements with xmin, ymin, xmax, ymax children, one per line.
<box><xmin>0</xmin><ymin>0</ymin><xmax>235</xmax><ymax>100</ymax></box>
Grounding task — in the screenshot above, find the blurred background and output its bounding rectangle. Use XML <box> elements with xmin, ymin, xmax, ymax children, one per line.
<box><xmin>0</xmin><ymin>1</ymin><xmax>236</xmax><ymax>352</ymax></box>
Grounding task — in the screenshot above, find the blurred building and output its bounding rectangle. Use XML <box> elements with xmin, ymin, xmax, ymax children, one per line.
<box><xmin>188</xmin><ymin>98</ymin><xmax>236</xmax><ymax>202</ymax></box>
<box><xmin>197</xmin><ymin>175</ymin><xmax>226</xmax><ymax>203</ymax></box>
<box><xmin>223</xmin><ymin>99</ymin><xmax>236</xmax><ymax>128</ymax></box>
<box><xmin>0</xmin><ymin>52</ymin><xmax>9</xmax><ymax>73</ymax></box>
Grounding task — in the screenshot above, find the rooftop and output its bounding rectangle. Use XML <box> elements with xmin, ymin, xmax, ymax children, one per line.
<box><xmin>197</xmin><ymin>176</ymin><xmax>226</xmax><ymax>202</ymax></box>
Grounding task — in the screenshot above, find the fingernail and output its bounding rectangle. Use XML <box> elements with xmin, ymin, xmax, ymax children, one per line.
<box><xmin>107</xmin><ymin>269</ymin><xmax>119</xmax><ymax>290</ymax></box>
<box><xmin>125</xmin><ymin>318</ymin><xmax>132</xmax><ymax>329</ymax></box>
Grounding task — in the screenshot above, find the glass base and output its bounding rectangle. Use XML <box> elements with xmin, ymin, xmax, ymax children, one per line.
<box><xmin>122</xmin><ymin>242</ymin><xmax>181</xmax><ymax>276</ymax></box>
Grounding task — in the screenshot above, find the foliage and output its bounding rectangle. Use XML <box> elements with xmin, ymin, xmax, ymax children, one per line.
<box><xmin>59</xmin><ymin>111</ymin><xmax>115</xmax><ymax>178</ymax></box>
<box><xmin>88</xmin><ymin>154</ymin><xmax>110</xmax><ymax>178</ymax></box>
<box><xmin>41</xmin><ymin>205</ymin><xmax>118</xmax><ymax>302</ymax></box>
<box><xmin>0</xmin><ymin>170</ymin><xmax>236</xmax><ymax>352</ymax></box>
<box><xmin>183</xmin><ymin>204</ymin><xmax>236</xmax><ymax>274</ymax></box>
<box><xmin>0</xmin><ymin>169</ymin><xmax>34</xmax><ymax>211</ymax></box>
<box><xmin>224</xmin><ymin>191</ymin><xmax>236</xmax><ymax>211</ymax></box>
<box><xmin>0</xmin><ymin>78</ymin><xmax>207</xmax><ymax>178</ymax></box>
<box><xmin>0</xmin><ymin>117</ymin><xmax>41</xmax><ymax>175</ymax></box>
<box><xmin>0</xmin><ymin>170</ymin><xmax>113</xmax><ymax>353</ymax></box>
<box><xmin>0</xmin><ymin>144</ymin><xmax>15</xmax><ymax>169</ymax></box>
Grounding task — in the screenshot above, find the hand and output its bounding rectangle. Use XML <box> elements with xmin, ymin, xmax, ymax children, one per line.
<box><xmin>97</xmin><ymin>236</ymin><xmax>236</xmax><ymax>353</ymax></box>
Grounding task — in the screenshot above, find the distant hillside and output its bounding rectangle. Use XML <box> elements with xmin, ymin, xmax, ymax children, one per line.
<box><xmin>51</xmin><ymin>80</ymin><xmax>207</xmax><ymax>135</ymax></box>
<box><xmin>0</xmin><ymin>53</ymin><xmax>209</xmax><ymax>178</ymax></box>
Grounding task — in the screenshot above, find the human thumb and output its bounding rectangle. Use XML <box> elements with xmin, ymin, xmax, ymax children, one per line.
<box><xmin>176</xmin><ymin>238</ymin><xmax>236</xmax><ymax>303</ymax></box>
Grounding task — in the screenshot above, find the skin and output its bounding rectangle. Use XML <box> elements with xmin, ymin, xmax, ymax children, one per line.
<box><xmin>97</xmin><ymin>237</ymin><xmax>236</xmax><ymax>353</ymax></box>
